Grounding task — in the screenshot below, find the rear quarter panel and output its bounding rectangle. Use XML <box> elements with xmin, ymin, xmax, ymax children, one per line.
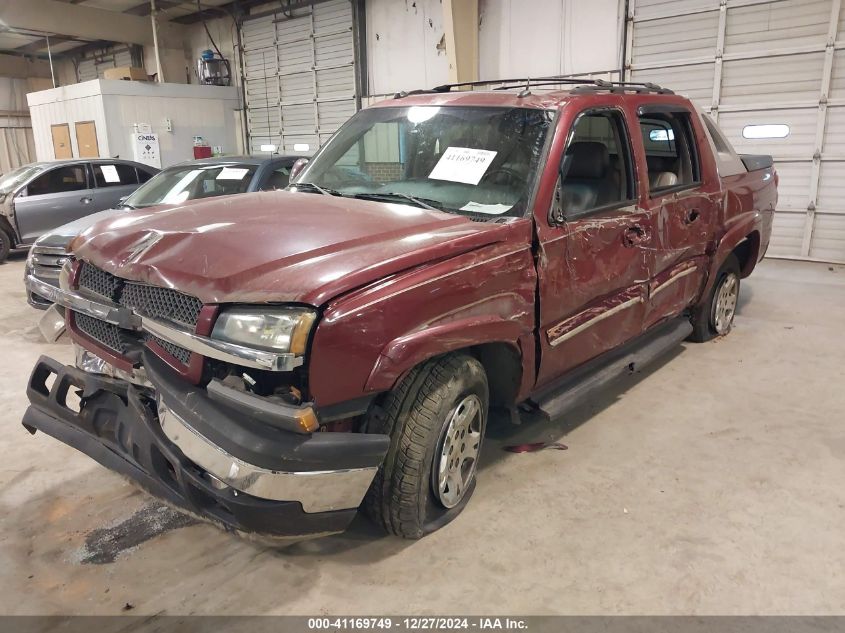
<box><xmin>709</xmin><ymin>167</ymin><xmax>777</xmax><ymax>288</ymax></box>
<box><xmin>307</xmin><ymin>220</ymin><xmax>536</xmax><ymax>408</ymax></box>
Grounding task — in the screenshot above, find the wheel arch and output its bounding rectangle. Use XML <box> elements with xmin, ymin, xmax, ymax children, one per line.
<box><xmin>364</xmin><ymin>317</ymin><xmax>526</xmax><ymax>407</ymax></box>
<box><xmin>733</xmin><ymin>230</ymin><xmax>761</xmax><ymax>278</ymax></box>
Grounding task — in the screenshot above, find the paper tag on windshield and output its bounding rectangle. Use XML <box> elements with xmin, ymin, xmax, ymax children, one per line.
<box><xmin>428</xmin><ymin>147</ymin><xmax>497</xmax><ymax>185</ymax></box>
<box><xmin>216</xmin><ymin>167</ymin><xmax>250</xmax><ymax>180</ymax></box>
<box><xmin>100</xmin><ymin>165</ymin><xmax>121</xmax><ymax>183</ymax></box>
<box><xmin>460</xmin><ymin>201</ymin><xmax>513</xmax><ymax>215</ymax></box>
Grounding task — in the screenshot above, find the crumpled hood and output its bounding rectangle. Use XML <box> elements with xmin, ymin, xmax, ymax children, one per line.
<box><xmin>73</xmin><ymin>190</ymin><xmax>506</xmax><ymax>306</ymax></box>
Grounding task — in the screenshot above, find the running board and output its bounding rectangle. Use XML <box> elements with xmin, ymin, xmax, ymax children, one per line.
<box><xmin>530</xmin><ymin>317</ymin><xmax>693</xmax><ymax>422</ymax></box>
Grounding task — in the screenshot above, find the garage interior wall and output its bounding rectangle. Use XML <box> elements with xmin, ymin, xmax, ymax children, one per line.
<box><xmin>627</xmin><ymin>0</ymin><xmax>845</xmax><ymax>264</ymax></box>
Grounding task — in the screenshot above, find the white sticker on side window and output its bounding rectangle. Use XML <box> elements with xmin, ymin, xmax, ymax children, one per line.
<box><xmin>428</xmin><ymin>147</ymin><xmax>497</xmax><ymax>185</ymax></box>
<box><xmin>216</xmin><ymin>167</ymin><xmax>250</xmax><ymax>180</ymax></box>
<box><xmin>100</xmin><ymin>164</ymin><xmax>121</xmax><ymax>183</ymax></box>
<box><xmin>459</xmin><ymin>201</ymin><xmax>513</xmax><ymax>215</ymax></box>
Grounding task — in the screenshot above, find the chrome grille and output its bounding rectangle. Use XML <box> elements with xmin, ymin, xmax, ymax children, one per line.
<box><xmin>121</xmin><ymin>282</ymin><xmax>203</xmax><ymax>328</ymax></box>
<box><xmin>75</xmin><ymin>312</ymin><xmax>126</xmax><ymax>354</ymax></box>
<box><xmin>74</xmin><ymin>263</ymin><xmax>203</xmax><ymax>369</ymax></box>
<box><xmin>77</xmin><ymin>263</ymin><xmax>202</xmax><ymax>329</ymax></box>
<box><xmin>30</xmin><ymin>247</ymin><xmax>70</xmax><ymax>279</ymax></box>
<box><xmin>79</xmin><ymin>263</ymin><xmax>121</xmax><ymax>301</ymax></box>
<box><xmin>146</xmin><ymin>334</ymin><xmax>192</xmax><ymax>365</ymax></box>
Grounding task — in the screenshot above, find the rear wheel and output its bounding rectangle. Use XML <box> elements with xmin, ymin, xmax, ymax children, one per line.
<box><xmin>363</xmin><ymin>353</ymin><xmax>489</xmax><ymax>539</ymax></box>
<box><xmin>689</xmin><ymin>254</ymin><xmax>741</xmax><ymax>342</ymax></box>
<box><xmin>0</xmin><ymin>230</ymin><xmax>11</xmax><ymax>264</ymax></box>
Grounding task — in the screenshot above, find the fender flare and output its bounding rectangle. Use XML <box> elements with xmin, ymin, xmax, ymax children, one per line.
<box><xmin>364</xmin><ymin>316</ymin><xmax>525</xmax><ymax>394</ymax></box>
<box><xmin>703</xmin><ymin>212</ymin><xmax>761</xmax><ymax>296</ymax></box>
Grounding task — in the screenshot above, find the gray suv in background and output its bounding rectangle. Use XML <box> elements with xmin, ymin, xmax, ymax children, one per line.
<box><xmin>0</xmin><ymin>158</ymin><xmax>158</xmax><ymax>263</ymax></box>
<box><xmin>25</xmin><ymin>154</ymin><xmax>302</xmax><ymax>309</ymax></box>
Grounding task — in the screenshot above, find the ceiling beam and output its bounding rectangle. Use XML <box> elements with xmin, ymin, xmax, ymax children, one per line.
<box><xmin>13</xmin><ymin>34</ymin><xmax>82</xmax><ymax>54</ymax></box>
<box><xmin>0</xmin><ymin>0</ymin><xmax>186</xmax><ymax>46</ymax></box>
<box><xmin>124</xmin><ymin>0</ymin><xmax>182</xmax><ymax>17</ymax></box>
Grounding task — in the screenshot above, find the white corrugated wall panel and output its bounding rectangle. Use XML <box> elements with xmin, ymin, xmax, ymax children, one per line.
<box><xmin>628</xmin><ymin>0</ymin><xmax>845</xmax><ymax>261</ymax></box>
<box><xmin>768</xmin><ymin>211</ymin><xmax>807</xmax><ymax>257</ymax></box>
<box><xmin>809</xmin><ymin>213</ymin><xmax>845</xmax><ymax>260</ymax></box>
<box><xmin>821</xmin><ymin>106</ymin><xmax>845</xmax><ymax>156</ymax></box>
<box><xmin>723</xmin><ymin>0</ymin><xmax>831</xmax><ymax>54</ymax></box>
<box><xmin>816</xmin><ymin>162</ymin><xmax>845</xmax><ymax>209</ymax></box>
<box><xmin>633</xmin><ymin>0</ymin><xmax>719</xmax><ymax>21</ymax></box>
<box><xmin>719</xmin><ymin>53</ymin><xmax>824</xmax><ymax>106</ymax></box>
<box><xmin>774</xmin><ymin>162</ymin><xmax>813</xmax><ymax>211</ymax></box>
<box><xmin>631</xmin><ymin>12</ymin><xmax>719</xmax><ymax>66</ymax></box>
<box><xmin>719</xmin><ymin>109</ymin><xmax>818</xmax><ymax>158</ymax></box>
<box><xmin>630</xmin><ymin>63</ymin><xmax>715</xmax><ymax>107</ymax></box>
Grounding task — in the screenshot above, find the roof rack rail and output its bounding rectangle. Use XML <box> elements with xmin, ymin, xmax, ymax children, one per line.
<box><xmin>392</xmin><ymin>76</ymin><xmax>674</xmax><ymax>98</ymax></box>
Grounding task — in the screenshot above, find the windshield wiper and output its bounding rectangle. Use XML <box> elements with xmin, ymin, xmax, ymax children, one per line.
<box><xmin>349</xmin><ymin>192</ymin><xmax>442</xmax><ymax>211</ymax></box>
<box><xmin>289</xmin><ymin>182</ymin><xmax>342</xmax><ymax>196</ymax></box>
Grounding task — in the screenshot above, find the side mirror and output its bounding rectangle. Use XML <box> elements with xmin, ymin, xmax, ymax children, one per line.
<box><xmin>118</xmin><ymin>196</ymin><xmax>128</xmax><ymax>204</ymax></box>
<box><xmin>289</xmin><ymin>157</ymin><xmax>309</xmax><ymax>182</ymax></box>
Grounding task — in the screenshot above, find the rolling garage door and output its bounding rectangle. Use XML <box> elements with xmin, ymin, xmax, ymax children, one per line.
<box><xmin>627</xmin><ymin>0</ymin><xmax>845</xmax><ymax>263</ymax></box>
<box><xmin>241</xmin><ymin>0</ymin><xmax>359</xmax><ymax>155</ymax></box>
<box><xmin>76</xmin><ymin>46</ymin><xmax>136</xmax><ymax>82</ymax></box>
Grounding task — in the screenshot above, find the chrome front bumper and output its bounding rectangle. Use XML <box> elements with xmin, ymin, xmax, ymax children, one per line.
<box><xmin>157</xmin><ymin>400</ymin><xmax>378</xmax><ymax>513</ymax></box>
<box><xmin>24</xmin><ymin>353</ymin><xmax>390</xmax><ymax>537</ymax></box>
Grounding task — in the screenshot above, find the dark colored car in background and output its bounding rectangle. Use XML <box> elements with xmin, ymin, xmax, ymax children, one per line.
<box><xmin>25</xmin><ymin>154</ymin><xmax>302</xmax><ymax>309</ymax></box>
<box><xmin>0</xmin><ymin>158</ymin><xmax>159</xmax><ymax>263</ymax></box>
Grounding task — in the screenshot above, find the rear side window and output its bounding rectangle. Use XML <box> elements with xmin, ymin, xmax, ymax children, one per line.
<box><xmin>638</xmin><ymin>111</ymin><xmax>700</xmax><ymax>194</ymax></box>
<box><xmin>558</xmin><ymin>109</ymin><xmax>635</xmax><ymax>216</ymax></box>
<box><xmin>136</xmin><ymin>168</ymin><xmax>155</xmax><ymax>183</ymax></box>
<box><xmin>26</xmin><ymin>165</ymin><xmax>87</xmax><ymax>196</ymax></box>
<box><xmin>92</xmin><ymin>163</ymin><xmax>138</xmax><ymax>188</ymax></box>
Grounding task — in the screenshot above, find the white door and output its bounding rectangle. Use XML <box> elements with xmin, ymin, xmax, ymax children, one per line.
<box><xmin>241</xmin><ymin>0</ymin><xmax>360</xmax><ymax>155</ymax></box>
<box><xmin>627</xmin><ymin>0</ymin><xmax>845</xmax><ymax>263</ymax></box>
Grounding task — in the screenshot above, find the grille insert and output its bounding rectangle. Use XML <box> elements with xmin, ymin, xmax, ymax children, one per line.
<box><xmin>74</xmin><ymin>263</ymin><xmax>203</xmax><ymax>370</ymax></box>
<box><xmin>121</xmin><ymin>282</ymin><xmax>203</xmax><ymax>328</ymax></box>
<box><xmin>75</xmin><ymin>312</ymin><xmax>127</xmax><ymax>354</ymax></box>
<box><xmin>79</xmin><ymin>263</ymin><xmax>120</xmax><ymax>301</ymax></box>
<box><xmin>146</xmin><ymin>334</ymin><xmax>192</xmax><ymax>365</ymax></box>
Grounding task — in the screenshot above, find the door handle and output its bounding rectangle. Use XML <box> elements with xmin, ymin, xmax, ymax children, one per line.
<box><xmin>684</xmin><ymin>208</ymin><xmax>701</xmax><ymax>224</ymax></box>
<box><xmin>80</xmin><ymin>197</ymin><xmax>92</xmax><ymax>204</ymax></box>
<box><xmin>623</xmin><ymin>224</ymin><xmax>650</xmax><ymax>247</ymax></box>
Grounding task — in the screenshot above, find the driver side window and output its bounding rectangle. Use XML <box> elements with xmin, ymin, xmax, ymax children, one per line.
<box><xmin>26</xmin><ymin>165</ymin><xmax>87</xmax><ymax>197</ymax></box>
<box><xmin>558</xmin><ymin>109</ymin><xmax>635</xmax><ymax>217</ymax></box>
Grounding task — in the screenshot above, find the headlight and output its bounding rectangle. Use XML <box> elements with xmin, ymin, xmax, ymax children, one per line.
<box><xmin>211</xmin><ymin>307</ymin><xmax>316</xmax><ymax>355</ymax></box>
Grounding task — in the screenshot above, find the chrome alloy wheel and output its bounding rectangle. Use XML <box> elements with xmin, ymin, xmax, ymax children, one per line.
<box><xmin>713</xmin><ymin>272</ymin><xmax>739</xmax><ymax>334</ymax></box>
<box><xmin>433</xmin><ymin>394</ymin><xmax>483</xmax><ymax>508</ymax></box>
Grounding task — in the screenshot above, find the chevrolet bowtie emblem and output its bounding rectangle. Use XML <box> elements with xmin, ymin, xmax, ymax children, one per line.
<box><xmin>125</xmin><ymin>231</ymin><xmax>163</xmax><ymax>264</ymax></box>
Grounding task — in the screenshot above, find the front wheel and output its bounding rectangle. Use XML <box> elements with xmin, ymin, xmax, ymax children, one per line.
<box><xmin>689</xmin><ymin>253</ymin><xmax>741</xmax><ymax>342</ymax></box>
<box><xmin>0</xmin><ymin>231</ymin><xmax>11</xmax><ymax>264</ymax></box>
<box><xmin>363</xmin><ymin>353</ymin><xmax>489</xmax><ymax>539</ymax></box>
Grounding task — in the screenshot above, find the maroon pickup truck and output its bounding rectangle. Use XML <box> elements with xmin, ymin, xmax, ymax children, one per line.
<box><xmin>22</xmin><ymin>78</ymin><xmax>776</xmax><ymax>542</ymax></box>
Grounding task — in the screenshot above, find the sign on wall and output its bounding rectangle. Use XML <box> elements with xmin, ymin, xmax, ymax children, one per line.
<box><xmin>132</xmin><ymin>133</ymin><xmax>161</xmax><ymax>169</ymax></box>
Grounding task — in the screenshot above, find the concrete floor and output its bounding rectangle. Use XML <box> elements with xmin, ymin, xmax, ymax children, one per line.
<box><xmin>1</xmin><ymin>252</ymin><xmax>844</xmax><ymax>615</ymax></box>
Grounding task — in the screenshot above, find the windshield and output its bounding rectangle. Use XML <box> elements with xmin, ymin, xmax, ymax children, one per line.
<box><xmin>0</xmin><ymin>164</ymin><xmax>45</xmax><ymax>195</ymax></box>
<box><xmin>122</xmin><ymin>163</ymin><xmax>258</xmax><ymax>208</ymax></box>
<box><xmin>296</xmin><ymin>105</ymin><xmax>553</xmax><ymax>218</ymax></box>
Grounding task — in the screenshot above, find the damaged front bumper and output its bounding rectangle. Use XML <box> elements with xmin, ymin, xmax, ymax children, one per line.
<box><xmin>22</xmin><ymin>352</ymin><xmax>390</xmax><ymax>541</ymax></box>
